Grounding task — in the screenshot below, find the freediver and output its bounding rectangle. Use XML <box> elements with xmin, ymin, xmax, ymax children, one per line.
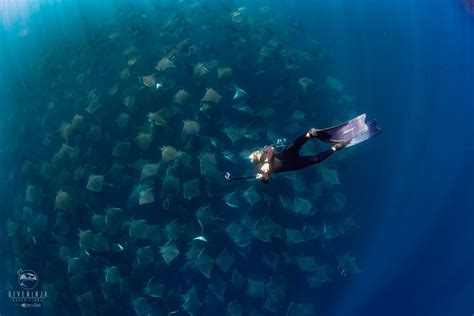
<box><xmin>249</xmin><ymin>129</ymin><xmax>345</xmax><ymax>182</ymax></box>
<box><xmin>245</xmin><ymin>114</ymin><xmax>381</xmax><ymax>183</ymax></box>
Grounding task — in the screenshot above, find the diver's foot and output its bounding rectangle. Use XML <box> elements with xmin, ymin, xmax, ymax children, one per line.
<box><xmin>331</xmin><ymin>140</ymin><xmax>350</xmax><ymax>152</ymax></box>
<box><xmin>306</xmin><ymin>128</ymin><xmax>319</xmax><ymax>138</ymax></box>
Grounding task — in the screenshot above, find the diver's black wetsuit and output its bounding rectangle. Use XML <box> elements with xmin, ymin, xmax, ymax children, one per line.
<box><xmin>272</xmin><ymin>134</ymin><xmax>334</xmax><ymax>173</ymax></box>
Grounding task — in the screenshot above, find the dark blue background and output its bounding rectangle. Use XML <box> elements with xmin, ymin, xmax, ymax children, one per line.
<box><xmin>291</xmin><ymin>0</ymin><xmax>474</xmax><ymax>315</ymax></box>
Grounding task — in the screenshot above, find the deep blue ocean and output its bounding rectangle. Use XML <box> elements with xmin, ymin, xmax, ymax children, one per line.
<box><xmin>0</xmin><ymin>1</ymin><xmax>473</xmax><ymax>316</ymax></box>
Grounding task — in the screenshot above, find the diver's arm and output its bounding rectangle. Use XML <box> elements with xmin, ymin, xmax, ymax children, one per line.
<box><xmin>260</xmin><ymin>162</ymin><xmax>271</xmax><ymax>173</ymax></box>
<box><xmin>257</xmin><ymin>161</ymin><xmax>272</xmax><ymax>183</ymax></box>
<box><xmin>256</xmin><ymin>172</ymin><xmax>270</xmax><ymax>183</ymax></box>
<box><xmin>263</xmin><ymin>146</ymin><xmax>275</xmax><ymax>163</ymax></box>
<box><xmin>254</xmin><ymin>146</ymin><xmax>275</xmax><ymax>183</ymax></box>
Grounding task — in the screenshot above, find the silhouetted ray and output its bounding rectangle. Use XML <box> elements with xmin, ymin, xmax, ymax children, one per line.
<box><xmin>217</xmin><ymin>67</ymin><xmax>232</xmax><ymax>79</ymax></box>
<box><xmin>243</xmin><ymin>186</ymin><xmax>261</xmax><ymax>207</ymax></box>
<box><xmin>247</xmin><ymin>278</ymin><xmax>265</xmax><ymax>298</ymax></box>
<box><xmin>93</xmin><ymin>233</ymin><xmax>109</xmax><ymax>253</ymax></box>
<box><xmin>155</xmin><ymin>57</ymin><xmax>176</xmax><ymax>71</ymax></box>
<box><xmin>137</xmin><ymin>246</ymin><xmax>154</xmax><ymax>265</ymax></box>
<box><xmin>135</xmin><ymin>133</ymin><xmax>152</xmax><ymax>151</ymax></box>
<box><xmin>215</xmin><ymin>247</ymin><xmax>235</xmax><ymax>273</ymax></box>
<box><xmin>306</xmin><ymin>265</ymin><xmax>331</xmax><ymax>288</ymax></box>
<box><xmin>173</xmin><ymin>89</ymin><xmax>190</xmax><ymax>105</ymax></box>
<box><xmin>161</xmin><ymin>146</ymin><xmax>179</xmax><ymax>162</ymax></box>
<box><xmin>337</xmin><ymin>253</ymin><xmax>360</xmax><ymax>276</ymax></box>
<box><xmin>227</xmin><ymin>301</ymin><xmax>243</xmax><ymax>316</ymax></box>
<box><xmin>233</xmin><ymin>86</ymin><xmax>248</xmax><ymax>101</ymax></box>
<box><xmin>261</xmin><ymin>251</ymin><xmax>280</xmax><ymax>273</ymax></box>
<box><xmin>183</xmin><ymin>287</ymin><xmax>202</xmax><ymax>314</ymax></box>
<box><xmin>161</xmin><ymin>175</ymin><xmax>180</xmax><ymax>197</ymax></box>
<box><xmin>112</xmin><ymin>142</ymin><xmax>131</xmax><ymax>159</ymax></box>
<box><xmin>196</xmin><ymin>248</ymin><xmax>214</xmax><ymax>279</ymax></box>
<box><xmin>91</xmin><ymin>214</ymin><xmax>106</xmax><ymax>232</ymax></box>
<box><xmin>209</xmin><ymin>276</ymin><xmax>226</xmax><ymax>301</ymax></box>
<box><xmin>321</xmin><ymin>167</ymin><xmax>341</xmax><ymax>185</ymax></box>
<box><xmin>201</xmin><ymin>88</ymin><xmax>222</xmax><ymax>104</ymax></box>
<box><xmin>68</xmin><ymin>257</ymin><xmax>84</xmax><ymax>276</ymax></box>
<box><xmin>286</xmin><ymin>229</ymin><xmax>304</xmax><ymax>244</ymax></box>
<box><xmin>76</xmin><ymin>291</ymin><xmax>96</xmax><ymax>316</ymax></box>
<box><xmin>293</xmin><ymin>197</ymin><xmax>314</xmax><ymax>216</ymax></box>
<box><xmin>165</xmin><ymin>219</ymin><xmax>186</xmax><ymax>241</ymax></box>
<box><xmin>114</xmin><ymin>113</ymin><xmax>129</xmax><ymax>129</ymax></box>
<box><xmin>132</xmin><ymin>297</ymin><xmax>152</xmax><ymax>316</ymax></box>
<box><xmin>129</xmin><ymin>220</ymin><xmax>149</xmax><ymax>239</ymax></box>
<box><xmin>298</xmin><ymin>77</ymin><xmax>313</xmax><ymax>91</ymax></box>
<box><xmin>160</xmin><ymin>242</ymin><xmax>180</xmax><ymax>265</ymax></box>
<box><xmin>199</xmin><ymin>152</ymin><xmax>217</xmax><ymax>178</ymax></box>
<box><xmin>297</xmin><ymin>256</ymin><xmax>318</xmax><ymax>272</ymax></box>
<box><xmin>231</xmin><ymin>268</ymin><xmax>246</xmax><ymax>290</ymax></box>
<box><xmin>183</xmin><ymin>178</ymin><xmax>201</xmax><ymax>200</ymax></box>
<box><xmin>194</xmin><ymin>62</ymin><xmax>209</xmax><ymax>77</ymax></box>
<box><xmin>224</xmin><ymin>191</ymin><xmax>239</xmax><ymax>208</ymax></box>
<box><xmin>252</xmin><ymin>215</ymin><xmax>279</xmax><ymax>242</ymax></box>
<box><xmin>86</xmin><ymin>175</ymin><xmax>104</xmax><ymax>192</ymax></box>
<box><xmin>287</xmin><ymin>302</ymin><xmax>315</xmax><ymax>316</ymax></box>
<box><xmin>105</xmin><ymin>266</ymin><xmax>121</xmax><ymax>283</ymax></box>
<box><xmin>141</xmin><ymin>163</ymin><xmax>159</xmax><ymax>180</ymax></box>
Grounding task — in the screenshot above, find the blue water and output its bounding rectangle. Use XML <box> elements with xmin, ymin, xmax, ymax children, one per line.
<box><xmin>1</xmin><ymin>0</ymin><xmax>473</xmax><ymax>315</ymax></box>
<box><xmin>309</xmin><ymin>1</ymin><xmax>474</xmax><ymax>315</ymax></box>
<box><xmin>320</xmin><ymin>1</ymin><xmax>474</xmax><ymax>315</ymax></box>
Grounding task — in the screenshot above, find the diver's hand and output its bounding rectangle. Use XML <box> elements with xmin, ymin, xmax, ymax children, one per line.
<box><xmin>256</xmin><ymin>173</ymin><xmax>269</xmax><ymax>183</ymax></box>
<box><xmin>260</xmin><ymin>163</ymin><xmax>270</xmax><ymax>173</ymax></box>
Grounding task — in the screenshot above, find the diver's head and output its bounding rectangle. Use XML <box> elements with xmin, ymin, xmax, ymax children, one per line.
<box><xmin>249</xmin><ymin>150</ymin><xmax>263</xmax><ymax>164</ymax></box>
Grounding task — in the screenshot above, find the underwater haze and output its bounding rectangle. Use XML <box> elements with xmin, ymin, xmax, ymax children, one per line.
<box><xmin>0</xmin><ymin>0</ymin><xmax>473</xmax><ymax>316</ymax></box>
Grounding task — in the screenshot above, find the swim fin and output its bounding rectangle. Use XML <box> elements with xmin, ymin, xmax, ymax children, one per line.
<box><xmin>317</xmin><ymin>114</ymin><xmax>370</xmax><ymax>143</ymax></box>
<box><xmin>346</xmin><ymin>120</ymin><xmax>382</xmax><ymax>148</ymax></box>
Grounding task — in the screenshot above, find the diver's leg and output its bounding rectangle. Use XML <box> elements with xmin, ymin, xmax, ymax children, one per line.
<box><xmin>284</xmin><ymin>134</ymin><xmax>309</xmax><ymax>155</ymax></box>
<box><xmin>294</xmin><ymin>149</ymin><xmax>335</xmax><ymax>170</ymax></box>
